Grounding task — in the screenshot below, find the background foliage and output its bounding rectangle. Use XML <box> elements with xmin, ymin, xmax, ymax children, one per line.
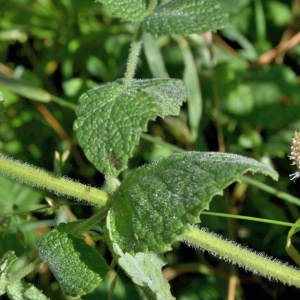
<box><xmin>1</xmin><ymin>0</ymin><xmax>300</xmax><ymax>299</ymax></box>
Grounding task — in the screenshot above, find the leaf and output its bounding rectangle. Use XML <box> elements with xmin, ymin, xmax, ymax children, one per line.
<box><xmin>142</xmin><ymin>0</ymin><xmax>230</xmax><ymax>37</ymax></box>
<box><xmin>6</xmin><ymin>281</ymin><xmax>49</xmax><ymax>300</ymax></box>
<box><xmin>107</xmin><ymin>152</ymin><xmax>278</xmax><ymax>253</ymax></box>
<box><xmin>96</xmin><ymin>0</ymin><xmax>148</xmax><ymax>22</ymax></box>
<box><xmin>0</xmin><ymin>252</ymin><xmax>49</xmax><ymax>300</ymax></box>
<box><xmin>142</xmin><ymin>33</ymin><xmax>169</xmax><ymax>78</ymax></box>
<box><xmin>129</xmin><ymin>79</ymin><xmax>187</xmax><ymax>118</ymax></box>
<box><xmin>37</xmin><ymin>230</ymin><xmax>109</xmax><ymax>296</ymax></box>
<box><xmin>106</xmin><ymin>227</ymin><xmax>175</xmax><ymax>300</ymax></box>
<box><xmin>73</xmin><ymin>80</ymin><xmax>186</xmax><ymax>177</ymax></box>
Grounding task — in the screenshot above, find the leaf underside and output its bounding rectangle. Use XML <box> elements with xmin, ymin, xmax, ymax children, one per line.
<box><xmin>108</xmin><ymin>152</ymin><xmax>278</xmax><ymax>254</ymax></box>
<box><xmin>107</xmin><ymin>238</ymin><xmax>175</xmax><ymax>300</ymax></box>
<box><xmin>0</xmin><ymin>251</ymin><xmax>49</xmax><ymax>300</ymax></box>
<box><xmin>37</xmin><ymin>230</ymin><xmax>109</xmax><ymax>296</ymax></box>
<box><xmin>96</xmin><ymin>0</ymin><xmax>148</xmax><ymax>22</ymax></box>
<box><xmin>142</xmin><ymin>0</ymin><xmax>230</xmax><ymax>37</ymax></box>
<box><xmin>74</xmin><ymin>80</ymin><xmax>186</xmax><ymax>177</ymax></box>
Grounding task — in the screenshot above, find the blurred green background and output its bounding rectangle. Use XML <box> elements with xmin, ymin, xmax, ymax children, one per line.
<box><xmin>1</xmin><ymin>0</ymin><xmax>300</xmax><ymax>299</ymax></box>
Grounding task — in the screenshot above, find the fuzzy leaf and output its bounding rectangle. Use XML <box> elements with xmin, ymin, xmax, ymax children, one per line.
<box><xmin>96</xmin><ymin>0</ymin><xmax>148</xmax><ymax>22</ymax></box>
<box><xmin>107</xmin><ymin>237</ymin><xmax>175</xmax><ymax>300</ymax></box>
<box><xmin>74</xmin><ymin>80</ymin><xmax>186</xmax><ymax>177</ymax></box>
<box><xmin>6</xmin><ymin>281</ymin><xmax>49</xmax><ymax>300</ymax></box>
<box><xmin>37</xmin><ymin>230</ymin><xmax>109</xmax><ymax>296</ymax></box>
<box><xmin>0</xmin><ymin>252</ymin><xmax>49</xmax><ymax>299</ymax></box>
<box><xmin>142</xmin><ymin>0</ymin><xmax>230</xmax><ymax>37</ymax></box>
<box><xmin>129</xmin><ymin>79</ymin><xmax>187</xmax><ymax>118</ymax></box>
<box><xmin>108</xmin><ymin>152</ymin><xmax>278</xmax><ymax>253</ymax></box>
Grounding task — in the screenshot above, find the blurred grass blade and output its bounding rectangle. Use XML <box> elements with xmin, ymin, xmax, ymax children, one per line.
<box><xmin>0</xmin><ymin>75</ymin><xmax>76</xmax><ymax>109</ymax></box>
<box><xmin>177</xmin><ymin>36</ymin><xmax>202</xmax><ymax>142</ymax></box>
<box><xmin>143</xmin><ymin>33</ymin><xmax>169</xmax><ymax>78</ymax></box>
<box><xmin>254</xmin><ymin>0</ymin><xmax>266</xmax><ymax>42</ymax></box>
<box><xmin>286</xmin><ymin>219</ymin><xmax>300</xmax><ymax>266</ymax></box>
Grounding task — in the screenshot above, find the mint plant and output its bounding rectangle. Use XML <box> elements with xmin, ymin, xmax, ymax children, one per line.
<box><xmin>1</xmin><ymin>0</ymin><xmax>300</xmax><ymax>299</ymax></box>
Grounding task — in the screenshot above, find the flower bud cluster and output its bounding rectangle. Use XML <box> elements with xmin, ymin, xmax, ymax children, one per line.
<box><xmin>289</xmin><ymin>130</ymin><xmax>300</xmax><ymax>181</ymax></box>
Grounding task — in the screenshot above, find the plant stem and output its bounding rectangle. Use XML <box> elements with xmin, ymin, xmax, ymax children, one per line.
<box><xmin>147</xmin><ymin>0</ymin><xmax>157</xmax><ymax>13</ymax></box>
<box><xmin>201</xmin><ymin>211</ymin><xmax>300</xmax><ymax>228</ymax></box>
<box><xmin>0</xmin><ymin>154</ymin><xmax>111</xmax><ymax>207</ymax></box>
<box><xmin>182</xmin><ymin>225</ymin><xmax>300</xmax><ymax>288</ymax></box>
<box><xmin>68</xmin><ymin>207</ymin><xmax>110</xmax><ymax>235</ymax></box>
<box><xmin>122</xmin><ymin>25</ymin><xmax>143</xmax><ymax>90</ymax></box>
<box><xmin>242</xmin><ymin>176</ymin><xmax>300</xmax><ymax>206</ymax></box>
<box><xmin>105</xmin><ymin>175</ymin><xmax>118</xmax><ymax>193</ymax></box>
<box><xmin>6</xmin><ymin>258</ymin><xmax>43</xmax><ymax>286</ymax></box>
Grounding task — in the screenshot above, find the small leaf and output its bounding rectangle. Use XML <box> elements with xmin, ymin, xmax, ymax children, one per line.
<box><xmin>106</xmin><ymin>225</ymin><xmax>175</xmax><ymax>300</ymax></box>
<box><xmin>7</xmin><ymin>281</ymin><xmax>49</xmax><ymax>300</ymax></box>
<box><xmin>74</xmin><ymin>80</ymin><xmax>187</xmax><ymax>177</ymax></box>
<box><xmin>0</xmin><ymin>252</ymin><xmax>49</xmax><ymax>299</ymax></box>
<box><xmin>0</xmin><ymin>251</ymin><xmax>17</xmax><ymax>276</ymax></box>
<box><xmin>37</xmin><ymin>230</ymin><xmax>109</xmax><ymax>296</ymax></box>
<box><xmin>142</xmin><ymin>0</ymin><xmax>230</xmax><ymax>37</ymax></box>
<box><xmin>108</xmin><ymin>152</ymin><xmax>278</xmax><ymax>253</ymax></box>
<box><xmin>96</xmin><ymin>0</ymin><xmax>148</xmax><ymax>22</ymax></box>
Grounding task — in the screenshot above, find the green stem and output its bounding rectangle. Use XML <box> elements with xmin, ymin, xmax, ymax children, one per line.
<box><xmin>242</xmin><ymin>176</ymin><xmax>300</xmax><ymax>206</ymax></box>
<box><xmin>182</xmin><ymin>225</ymin><xmax>300</xmax><ymax>288</ymax></box>
<box><xmin>201</xmin><ymin>211</ymin><xmax>300</xmax><ymax>229</ymax></box>
<box><xmin>6</xmin><ymin>258</ymin><xmax>43</xmax><ymax>286</ymax></box>
<box><xmin>0</xmin><ymin>154</ymin><xmax>111</xmax><ymax>207</ymax></box>
<box><xmin>147</xmin><ymin>0</ymin><xmax>157</xmax><ymax>13</ymax></box>
<box><xmin>68</xmin><ymin>207</ymin><xmax>110</xmax><ymax>236</ymax></box>
<box><xmin>122</xmin><ymin>24</ymin><xmax>143</xmax><ymax>90</ymax></box>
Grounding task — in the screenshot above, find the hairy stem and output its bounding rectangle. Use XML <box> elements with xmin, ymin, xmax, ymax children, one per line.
<box><xmin>0</xmin><ymin>154</ymin><xmax>111</xmax><ymax>207</ymax></box>
<box><xmin>182</xmin><ymin>225</ymin><xmax>300</xmax><ymax>288</ymax></box>
<box><xmin>6</xmin><ymin>258</ymin><xmax>43</xmax><ymax>286</ymax></box>
<box><xmin>122</xmin><ymin>24</ymin><xmax>143</xmax><ymax>90</ymax></box>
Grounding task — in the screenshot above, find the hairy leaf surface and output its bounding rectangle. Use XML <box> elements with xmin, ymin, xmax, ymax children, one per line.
<box><xmin>106</xmin><ymin>225</ymin><xmax>175</xmax><ymax>300</ymax></box>
<box><xmin>129</xmin><ymin>79</ymin><xmax>187</xmax><ymax>117</ymax></box>
<box><xmin>74</xmin><ymin>80</ymin><xmax>186</xmax><ymax>177</ymax></box>
<box><xmin>0</xmin><ymin>251</ymin><xmax>49</xmax><ymax>299</ymax></box>
<box><xmin>96</xmin><ymin>0</ymin><xmax>148</xmax><ymax>22</ymax></box>
<box><xmin>37</xmin><ymin>230</ymin><xmax>109</xmax><ymax>296</ymax></box>
<box><xmin>108</xmin><ymin>152</ymin><xmax>278</xmax><ymax>253</ymax></box>
<box><xmin>142</xmin><ymin>0</ymin><xmax>229</xmax><ymax>37</ymax></box>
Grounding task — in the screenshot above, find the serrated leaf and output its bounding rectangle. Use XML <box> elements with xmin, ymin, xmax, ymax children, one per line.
<box><xmin>74</xmin><ymin>80</ymin><xmax>187</xmax><ymax>177</ymax></box>
<box><xmin>106</xmin><ymin>226</ymin><xmax>174</xmax><ymax>300</ymax></box>
<box><xmin>37</xmin><ymin>230</ymin><xmax>109</xmax><ymax>296</ymax></box>
<box><xmin>96</xmin><ymin>0</ymin><xmax>148</xmax><ymax>22</ymax></box>
<box><xmin>107</xmin><ymin>152</ymin><xmax>278</xmax><ymax>253</ymax></box>
<box><xmin>129</xmin><ymin>79</ymin><xmax>187</xmax><ymax>117</ymax></box>
<box><xmin>142</xmin><ymin>0</ymin><xmax>230</xmax><ymax>37</ymax></box>
<box><xmin>6</xmin><ymin>281</ymin><xmax>49</xmax><ymax>300</ymax></box>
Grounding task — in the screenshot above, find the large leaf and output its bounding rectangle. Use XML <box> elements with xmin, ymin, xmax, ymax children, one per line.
<box><xmin>0</xmin><ymin>251</ymin><xmax>17</xmax><ymax>295</ymax></box>
<box><xmin>107</xmin><ymin>152</ymin><xmax>278</xmax><ymax>253</ymax></box>
<box><xmin>96</xmin><ymin>0</ymin><xmax>148</xmax><ymax>22</ymax></box>
<box><xmin>73</xmin><ymin>80</ymin><xmax>187</xmax><ymax>177</ymax></box>
<box><xmin>142</xmin><ymin>0</ymin><xmax>230</xmax><ymax>37</ymax></box>
<box><xmin>37</xmin><ymin>230</ymin><xmax>109</xmax><ymax>296</ymax></box>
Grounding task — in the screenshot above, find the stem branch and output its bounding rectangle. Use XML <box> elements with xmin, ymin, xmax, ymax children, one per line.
<box><xmin>0</xmin><ymin>154</ymin><xmax>111</xmax><ymax>207</ymax></box>
<box><xmin>182</xmin><ymin>225</ymin><xmax>300</xmax><ymax>288</ymax></box>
